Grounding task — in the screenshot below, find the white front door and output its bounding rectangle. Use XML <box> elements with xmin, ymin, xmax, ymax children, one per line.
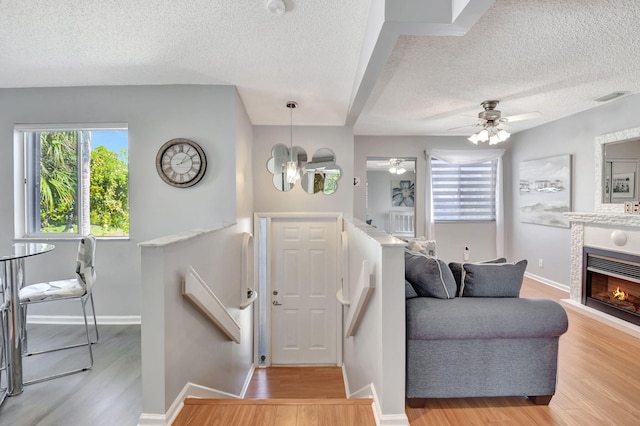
<box><xmin>270</xmin><ymin>217</ymin><xmax>338</xmax><ymax>365</ymax></box>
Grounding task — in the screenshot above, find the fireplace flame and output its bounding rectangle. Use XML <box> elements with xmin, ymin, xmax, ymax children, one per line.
<box><xmin>612</xmin><ymin>287</ymin><xmax>629</xmax><ymax>301</ymax></box>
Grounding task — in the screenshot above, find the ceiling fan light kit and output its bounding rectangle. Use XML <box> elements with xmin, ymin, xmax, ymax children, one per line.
<box><xmin>388</xmin><ymin>158</ymin><xmax>407</xmax><ymax>175</ymax></box>
<box><xmin>464</xmin><ymin>100</ymin><xmax>542</xmax><ymax>145</ymax></box>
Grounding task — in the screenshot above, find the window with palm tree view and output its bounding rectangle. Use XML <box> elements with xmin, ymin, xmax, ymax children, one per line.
<box><xmin>20</xmin><ymin>127</ymin><xmax>129</xmax><ymax>237</ymax></box>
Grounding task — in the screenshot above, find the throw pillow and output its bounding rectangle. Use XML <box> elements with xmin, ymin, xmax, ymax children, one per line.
<box><xmin>405</xmin><ymin>280</ymin><xmax>419</xmax><ymax>299</ymax></box>
<box><xmin>406</xmin><ymin>238</ymin><xmax>437</xmax><ymax>257</ymax></box>
<box><xmin>449</xmin><ymin>257</ymin><xmax>507</xmax><ymax>297</ymax></box>
<box><xmin>461</xmin><ymin>259</ymin><xmax>528</xmax><ymax>297</ymax></box>
<box><xmin>405</xmin><ymin>252</ymin><xmax>456</xmax><ymax>299</ymax></box>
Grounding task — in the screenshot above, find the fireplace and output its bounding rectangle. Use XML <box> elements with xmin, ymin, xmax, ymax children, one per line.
<box><xmin>583</xmin><ymin>246</ymin><xmax>640</xmax><ymax>326</ymax></box>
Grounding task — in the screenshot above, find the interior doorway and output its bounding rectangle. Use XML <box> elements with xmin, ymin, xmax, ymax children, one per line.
<box><xmin>255</xmin><ymin>214</ymin><xmax>342</xmax><ymax>367</ymax></box>
<box><xmin>366</xmin><ymin>158</ymin><xmax>416</xmax><ymax>238</ymax></box>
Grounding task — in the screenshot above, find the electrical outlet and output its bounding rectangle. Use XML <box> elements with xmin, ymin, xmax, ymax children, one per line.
<box><xmin>538</xmin><ymin>258</ymin><xmax>544</xmax><ymax>268</ymax></box>
<box><xmin>463</xmin><ymin>246</ymin><xmax>470</xmax><ymax>261</ymax></box>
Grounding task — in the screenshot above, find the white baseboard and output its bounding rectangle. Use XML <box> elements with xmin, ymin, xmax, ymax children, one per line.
<box><xmin>524</xmin><ymin>272</ymin><xmax>570</xmax><ymax>293</ymax></box>
<box><xmin>239</xmin><ymin>365</ymin><xmax>256</xmax><ymax>398</ymax></box>
<box><xmin>370</xmin><ymin>385</ymin><xmax>409</xmax><ymax>426</ymax></box>
<box><xmin>138</xmin><ymin>366</ymin><xmax>254</xmax><ymax>426</ymax></box>
<box><xmin>26</xmin><ymin>315</ymin><xmax>141</xmax><ymax>325</ymax></box>
<box><xmin>137</xmin><ymin>413</ymin><xmax>166</xmax><ymax>426</ymax></box>
<box><xmin>341</xmin><ymin>366</ymin><xmax>409</xmax><ymax>426</ymax></box>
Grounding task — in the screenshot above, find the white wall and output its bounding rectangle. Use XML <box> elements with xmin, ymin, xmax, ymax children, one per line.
<box><xmin>253</xmin><ymin>126</ymin><xmax>354</xmax><ymax>216</ymax></box>
<box><xmin>235</xmin><ymin>92</ymin><xmax>254</xmax><ymax>229</ymax></box>
<box><xmin>355</xmin><ymin>135</ymin><xmax>499</xmax><ymax>262</ymax></box>
<box><xmin>0</xmin><ymin>85</ymin><xmax>241</xmax><ymax>319</ymax></box>
<box><xmin>507</xmin><ymin>93</ymin><xmax>640</xmax><ymax>287</ymax></box>
<box><xmin>342</xmin><ymin>220</ymin><xmax>408</xmax><ymax>425</ymax></box>
<box><xmin>140</xmin><ymin>224</ymin><xmax>254</xmax><ymax>421</ymax></box>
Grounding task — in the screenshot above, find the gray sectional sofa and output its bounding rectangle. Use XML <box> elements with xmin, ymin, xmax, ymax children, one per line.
<box><xmin>404</xmin><ymin>250</ymin><xmax>569</xmax><ymax>407</ymax></box>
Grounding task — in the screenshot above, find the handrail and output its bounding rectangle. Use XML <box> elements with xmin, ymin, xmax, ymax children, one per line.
<box><xmin>183</xmin><ymin>265</ymin><xmax>241</xmax><ymax>343</ymax></box>
<box><xmin>240</xmin><ymin>288</ymin><xmax>258</xmax><ymax>309</ymax></box>
<box><xmin>336</xmin><ymin>288</ymin><xmax>350</xmax><ymax>306</ymax></box>
<box><xmin>345</xmin><ymin>260</ymin><xmax>374</xmax><ymax>338</ymax></box>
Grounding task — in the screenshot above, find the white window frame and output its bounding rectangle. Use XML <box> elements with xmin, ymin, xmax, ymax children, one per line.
<box><xmin>13</xmin><ymin>123</ymin><xmax>128</xmax><ymax>240</ymax></box>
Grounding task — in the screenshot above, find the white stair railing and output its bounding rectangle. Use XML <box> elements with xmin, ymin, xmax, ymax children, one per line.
<box><xmin>183</xmin><ymin>265</ymin><xmax>241</xmax><ymax>343</ymax></box>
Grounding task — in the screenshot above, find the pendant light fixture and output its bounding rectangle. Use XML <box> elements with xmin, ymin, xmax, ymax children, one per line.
<box><xmin>285</xmin><ymin>101</ymin><xmax>299</xmax><ymax>184</ymax></box>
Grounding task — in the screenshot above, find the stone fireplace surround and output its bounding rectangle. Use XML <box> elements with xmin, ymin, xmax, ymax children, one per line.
<box><xmin>564</xmin><ymin>212</ymin><xmax>640</xmax><ymax>339</ymax></box>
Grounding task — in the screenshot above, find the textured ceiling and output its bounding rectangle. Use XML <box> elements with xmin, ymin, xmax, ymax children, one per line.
<box><xmin>357</xmin><ymin>0</ymin><xmax>640</xmax><ymax>135</ymax></box>
<box><xmin>1</xmin><ymin>0</ymin><xmax>639</xmax><ymax>136</ymax></box>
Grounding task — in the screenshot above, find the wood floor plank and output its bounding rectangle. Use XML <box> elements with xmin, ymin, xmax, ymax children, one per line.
<box><xmin>5</xmin><ymin>277</ymin><xmax>640</xmax><ymax>426</ymax></box>
<box><xmin>245</xmin><ymin>366</ymin><xmax>346</xmax><ymax>399</ymax></box>
<box><xmin>273</xmin><ymin>405</ymin><xmax>299</xmax><ymax>426</ymax></box>
<box><xmin>406</xmin><ymin>277</ymin><xmax>640</xmax><ymax>425</ymax></box>
<box><xmin>0</xmin><ymin>324</ymin><xmax>141</xmax><ymax>426</ymax></box>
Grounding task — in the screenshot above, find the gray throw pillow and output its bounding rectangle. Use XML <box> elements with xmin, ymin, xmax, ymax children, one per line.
<box><xmin>405</xmin><ymin>252</ymin><xmax>456</xmax><ymax>299</ymax></box>
<box><xmin>405</xmin><ymin>280</ymin><xmax>419</xmax><ymax>299</ymax></box>
<box><xmin>449</xmin><ymin>258</ymin><xmax>507</xmax><ymax>297</ymax></box>
<box><xmin>461</xmin><ymin>259</ymin><xmax>528</xmax><ymax>297</ymax></box>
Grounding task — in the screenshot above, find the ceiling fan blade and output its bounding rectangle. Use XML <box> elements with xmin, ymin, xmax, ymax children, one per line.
<box><xmin>447</xmin><ymin>122</ymin><xmax>483</xmax><ymax>131</ymax></box>
<box><xmin>501</xmin><ymin>111</ymin><xmax>542</xmax><ymax>123</ymax></box>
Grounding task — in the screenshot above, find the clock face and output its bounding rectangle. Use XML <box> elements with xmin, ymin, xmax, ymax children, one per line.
<box><xmin>156</xmin><ymin>138</ymin><xmax>207</xmax><ymax>187</ymax></box>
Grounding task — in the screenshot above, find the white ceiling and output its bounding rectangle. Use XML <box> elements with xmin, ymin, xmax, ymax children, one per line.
<box><xmin>2</xmin><ymin>0</ymin><xmax>639</xmax><ymax>136</ymax></box>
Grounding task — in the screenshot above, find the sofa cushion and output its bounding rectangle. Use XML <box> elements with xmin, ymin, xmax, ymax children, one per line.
<box><xmin>406</xmin><ymin>297</ymin><xmax>568</xmax><ymax>340</ymax></box>
<box><xmin>462</xmin><ymin>259</ymin><xmax>527</xmax><ymax>297</ymax></box>
<box><xmin>405</xmin><ymin>280</ymin><xmax>419</xmax><ymax>299</ymax></box>
<box><xmin>405</xmin><ymin>252</ymin><xmax>456</xmax><ymax>299</ymax></box>
<box><xmin>449</xmin><ymin>258</ymin><xmax>507</xmax><ymax>297</ymax></box>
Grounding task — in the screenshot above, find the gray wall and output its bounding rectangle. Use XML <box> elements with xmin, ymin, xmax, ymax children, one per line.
<box><xmin>0</xmin><ymin>85</ymin><xmax>244</xmax><ymax>319</ymax></box>
<box><xmin>354</xmin><ymin>135</ymin><xmax>498</xmax><ymax>262</ymax></box>
<box><xmin>507</xmin><ymin>93</ymin><xmax>640</xmax><ymax>287</ymax></box>
<box><xmin>253</xmin><ymin>125</ymin><xmax>354</xmax><ymax>216</ymax></box>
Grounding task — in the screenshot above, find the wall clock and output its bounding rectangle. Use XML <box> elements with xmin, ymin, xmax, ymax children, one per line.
<box><xmin>156</xmin><ymin>138</ymin><xmax>207</xmax><ymax>188</ymax></box>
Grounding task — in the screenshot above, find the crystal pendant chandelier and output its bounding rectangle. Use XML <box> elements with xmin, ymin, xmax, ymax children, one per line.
<box><xmin>285</xmin><ymin>101</ymin><xmax>299</xmax><ymax>184</ymax></box>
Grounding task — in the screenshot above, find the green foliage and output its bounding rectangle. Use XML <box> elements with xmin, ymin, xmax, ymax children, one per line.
<box><xmin>38</xmin><ymin>131</ymin><xmax>129</xmax><ymax>236</ymax></box>
<box><xmin>90</xmin><ymin>146</ymin><xmax>129</xmax><ymax>235</ymax></box>
<box><xmin>39</xmin><ymin>132</ymin><xmax>78</xmax><ymax>230</ymax></box>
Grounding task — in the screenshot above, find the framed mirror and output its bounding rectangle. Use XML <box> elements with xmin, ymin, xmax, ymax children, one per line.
<box><xmin>266</xmin><ymin>144</ymin><xmax>307</xmax><ymax>191</ymax></box>
<box><xmin>595</xmin><ymin>126</ymin><xmax>640</xmax><ymax>213</ymax></box>
<box><xmin>301</xmin><ymin>148</ymin><xmax>341</xmax><ymax>195</ymax></box>
<box><xmin>366</xmin><ymin>158</ymin><xmax>416</xmax><ymax>238</ymax></box>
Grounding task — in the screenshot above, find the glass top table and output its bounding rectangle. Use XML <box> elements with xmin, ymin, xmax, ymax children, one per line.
<box><xmin>0</xmin><ymin>243</ymin><xmax>55</xmax><ymax>260</ymax></box>
<box><xmin>1</xmin><ymin>242</ymin><xmax>55</xmax><ymax>396</ymax></box>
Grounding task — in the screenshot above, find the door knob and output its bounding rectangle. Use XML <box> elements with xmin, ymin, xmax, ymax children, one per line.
<box><xmin>272</xmin><ymin>300</ymin><xmax>282</xmax><ymax>306</ymax></box>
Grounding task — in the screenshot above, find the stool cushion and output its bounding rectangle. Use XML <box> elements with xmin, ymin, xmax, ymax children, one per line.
<box><xmin>20</xmin><ymin>279</ymin><xmax>85</xmax><ymax>302</ymax></box>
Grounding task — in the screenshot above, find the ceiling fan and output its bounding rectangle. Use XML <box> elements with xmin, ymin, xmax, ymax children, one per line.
<box><xmin>450</xmin><ymin>100</ymin><xmax>542</xmax><ymax>145</ymax></box>
<box><xmin>367</xmin><ymin>158</ymin><xmax>413</xmax><ymax>174</ymax></box>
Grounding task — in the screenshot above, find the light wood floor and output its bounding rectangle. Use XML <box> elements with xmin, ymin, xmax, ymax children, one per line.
<box><xmin>173</xmin><ymin>398</ymin><xmax>375</xmax><ymax>425</ymax></box>
<box><xmin>173</xmin><ymin>367</ymin><xmax>373</xmax><ymax>425</ymax></box>
<box><xmin>406</xmin><ymin>277</ymin><xmax>640</xmax><ymax>425</ymax></box>
<box><xmin>245</xmin><ymin>366</ymin><xmax>347</xmax><ymax>399</ymax></box>
<box><xmin>3</xmin><ymin>278</ymin><xmax>640</xmax><ymax>425</ymax></box>
<box><xmin>0</xmin><ymin>324</ymin><xmax>141</xmax><ymax>426</ymax></box>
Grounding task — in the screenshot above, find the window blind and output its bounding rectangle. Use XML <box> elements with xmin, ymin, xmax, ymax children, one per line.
<box><xmin>431</xmin><ymin>158</ymin><xmax>496</xmax><ymax>221</ymax></box>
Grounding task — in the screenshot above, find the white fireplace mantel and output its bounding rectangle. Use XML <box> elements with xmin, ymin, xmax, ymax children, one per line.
<box><xmin>563</xmin><ymin>212</ymin><xmax>640</xmax><ymax>338</ymax></box>
<box><xmin>564</xmin><ymin>212</ymin><xmax>640</xmax><ymax>228</ymax></box>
